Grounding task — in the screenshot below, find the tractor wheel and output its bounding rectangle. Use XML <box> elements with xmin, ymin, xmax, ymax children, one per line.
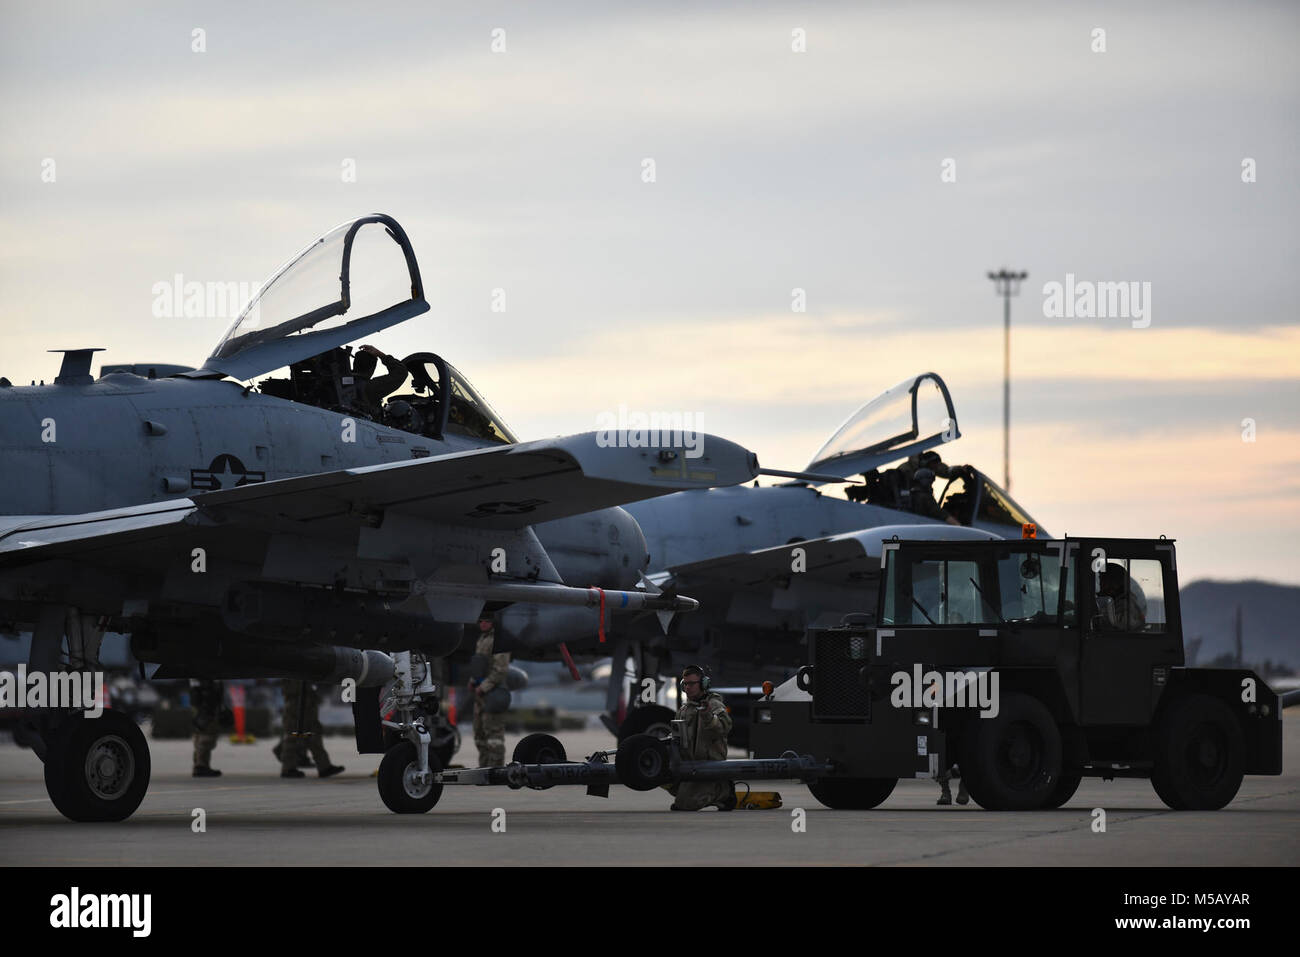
<box><xmin>962</xmin><ymin>693</ymin><xmax>1062</xmax><ymax>811</ymax></box>
<box><xmin>1151</xmin><ymin>694</ymin><xmax>1244</xmax><ymax>810</ymax></box>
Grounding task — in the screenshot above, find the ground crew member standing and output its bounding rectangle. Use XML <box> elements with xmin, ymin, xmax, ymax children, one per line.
<box><xmin>669</xmin><ymin>665</ymin><xmax>736</xmax><ymax>811</ymax></box>
<box><xmin>191</xmin><ymin>679</ymin><xmax>226</xmax><ymax>777</ymax></box>
<box><xmin>279</xmin><ymin>679</ymin><xmax>345</xmax><ymax>779</ymax></box>
<box><xmin>470</xmin><ymin>620</ymin><xmax>510</xmax><ymax>767</ymax></box>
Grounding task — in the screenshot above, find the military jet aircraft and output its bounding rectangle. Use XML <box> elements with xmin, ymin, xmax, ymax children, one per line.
<box><xmin>493</xmin><ymin>373</ymin><xmax>1047</xmax><ymax>741</ymax></box>
<box><xmin>0</xmin><ymin>213</ymin><xmax>773</xmax><ymax>820</ymax></box>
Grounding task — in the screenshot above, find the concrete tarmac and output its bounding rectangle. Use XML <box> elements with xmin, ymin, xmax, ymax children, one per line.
<box><xmin>1</xmin><ymin>715</ymin><xmax>1297</xmax><ymax>866</ymax></box>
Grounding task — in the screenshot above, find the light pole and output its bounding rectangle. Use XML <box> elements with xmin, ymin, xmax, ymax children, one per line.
<box><xmin>987</xmin><ymin>268</ymin><xmax>1027</xmax><ymax>492</ymax></box>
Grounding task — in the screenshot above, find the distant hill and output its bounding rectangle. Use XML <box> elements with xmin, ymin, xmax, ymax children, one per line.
<box><xmin>1179</xmin><ymin>580</ymin><xmax>1300</xmax><ymax>674</ymax></box>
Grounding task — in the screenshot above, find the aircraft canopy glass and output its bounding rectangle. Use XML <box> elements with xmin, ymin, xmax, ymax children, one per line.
<box><xmin>443</xmin><ymin>362</ymin><xmax>518</xmax><ymax>444</ymax></box>
<box><xmin>194</xmin><ymin>214</ymin><xmax>428</xmax><ymax>381</ymax></box>
<box><xmin>807</xmin><ymin>373</ymin><xmax>959</xmax><ymax>481</ymax></box>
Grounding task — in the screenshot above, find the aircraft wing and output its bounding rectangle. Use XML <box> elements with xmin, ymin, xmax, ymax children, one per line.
<box><xmin>0</xmin><ymin>431</ymin><xmax>758</xmax><ymax>566</ymax></box>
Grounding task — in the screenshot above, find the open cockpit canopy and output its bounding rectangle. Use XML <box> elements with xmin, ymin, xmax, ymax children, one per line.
<box><xmin>187</xmin><ymin>214</ymin><xmax>427</xmax><ymax>380</ymax></box>
<box><xmin>806</xmin><ymin>372</ymin><xmax>959</xmax><ymax>481</ymax></box>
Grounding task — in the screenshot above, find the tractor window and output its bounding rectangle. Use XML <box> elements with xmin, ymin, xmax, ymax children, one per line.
<box><xmin>996</xmin><ymin>551</ymin><xmax>1062</xmax><ymax>624</ymax></box>
<box><xmin>1092</xmin><ymin>557</ymin><xmax>1166</xmax><ymax>633</ymax></box>
<box><xmin>883</xmin><ymin>556</ymin><xmax>997</xmax><ymax>625</ymax></box>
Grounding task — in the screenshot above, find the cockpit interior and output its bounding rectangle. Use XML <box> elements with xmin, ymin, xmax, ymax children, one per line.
<box><xmin>256</xmin><ymin>348</ymin><xmax>516</xmax><ymax>445</ymax></box>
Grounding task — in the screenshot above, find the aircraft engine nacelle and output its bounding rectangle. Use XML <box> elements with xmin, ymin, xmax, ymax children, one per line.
<box><xmin>221</xmin><ymin>581</ymin><xmax>463</xmax><ymax>655</ymax></box>
<box><xmin>533</xmin><ymin>507</ymin><xmax>648</xmax><ymax>592</ymax></box>
<box><xmin>133</xmin><ymin>631</ymin><xmax>397</xmax><ymax>686</ymax></box>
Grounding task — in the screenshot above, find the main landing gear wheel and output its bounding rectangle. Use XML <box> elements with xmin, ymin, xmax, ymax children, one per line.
<box><xmin>807</xmin><ymin>777</ymin><xmax>897</xmax><ymax>810</ymax></box>
<box><xmin>378</xmin><ymin>742</ymin><xmax>444</xmax><ymax>814</ymax></box>
<box><xmin>513</xmin><ymin>733</ymin><xmax>568</xmax><ymax>765</ymax></box>
<box><xmin>44</xmin><ymin>711</ymin><xmax>151</xmax><ymax>822</ymax></box>
<box><xmin>615</xmin><ymin>733</ymin><xmax>672</xmax><ymax>791</ymax></box>
<box><xmin>962</xmin><ymin>693</ymin><xmax>1062</xmax><ymax>811</ymax></box>
<box><xmin>1151</xmin><ymin>694</ymin><xmax>1244</xmax><ymax>811</ymax></box>
<box><xmin>617</xmin><ymin>705</ymin><xmax>675</xmax><ymax>743</ymax></box>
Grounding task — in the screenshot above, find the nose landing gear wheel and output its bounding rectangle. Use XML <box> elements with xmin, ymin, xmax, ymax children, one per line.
<box><xmin>378</xmin><ymin>741</ymin><xmax>444</xmax><ymax>814</ymax></box>
<box><xmin>44</xmin><ymin>711</ymin><xmax>151</xmax><ymax>822</ymax></box>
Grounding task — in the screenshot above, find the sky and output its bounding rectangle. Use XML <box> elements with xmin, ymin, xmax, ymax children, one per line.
<box><xmin>1</xmin><ymin>0</ymin><xmax>1296</xmax><ymax>584</ymax></box>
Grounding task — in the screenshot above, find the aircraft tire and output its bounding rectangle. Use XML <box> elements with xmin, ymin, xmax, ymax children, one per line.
<box><xmin>962</xmin><ymin>693</ymin><xmax>1062</xmax><ymax>811</ymax></box>
<box><xmin>377</xmin><ymin>741</ymin><xmax>443</xmax><ymax>814</ymax></box>
<box><xmin>617</xmin><ymin>705</ymin><xmax>675</xmax><ymax>743</ymax></box>
<box><xmin>512</xmin><ymin>733</ymin><xmax>567</xmax><ymax>765</ymax></box>
<box><xmin>44</xmin><ymin>712</ymin><xmax>150</xmax><ymax>822</ymax></box>
<box><xmin>615</xmin><ymin>733</ymin><xmax>672</xmax><ymax>791</ymax></box>
<box><xmin>1151</xmin><ymin>694</ymin><xmax>1244</xmax><ymax>810</ymax></box>
<box><xmin>807</xmin><ymin>776</ymin><xmax>896</xmax><ymax>810</ymax></box>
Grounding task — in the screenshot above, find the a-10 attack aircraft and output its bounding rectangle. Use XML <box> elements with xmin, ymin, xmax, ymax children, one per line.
<box><xmin>495</xmin><ymin>372</ymin><xmax>1047</xmax><ymax>742</ymax></box>
<box><xmin>0</xmin><ymin>213</ymin><xmax>783</xmax><ymax>821</ymax></box>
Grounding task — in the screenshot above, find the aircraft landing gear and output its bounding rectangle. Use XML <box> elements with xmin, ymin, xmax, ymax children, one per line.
<box><xmin>378</xmin><ymin>741</ymin><xmax>443</xmax><ymax>813</ymax></box>
<box><xmin>43</xmin><ymin>711</ymin><xmax>151</xmax><ymax>822</ymax></box>
<box><xmin>377</xmin><ymin>650</ymin><xmax>445</xmax><ymax>813</ymax></box>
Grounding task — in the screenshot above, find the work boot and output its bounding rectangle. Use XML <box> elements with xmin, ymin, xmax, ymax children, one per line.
<box><xmin>193</xmin><ymin>766</ymin><xmax>222</xmax><ymax>778</ymax></box>
<box><xmin>318</xmin><ymin>764</ymin><xmax>345</xmax><ymax>778</ymax></box>
<box><xmin>956</xmin><ymin>782</ymin><xmax>970</xmax><ymax>805</ymax></box>
<box><xmin>273</xmin><ymin>742</ymin><xmax>313</xmax><ymax>767</ymax></box>
<box><xmin>281</xmin><ymin>767</ymin><xmax>305</xmax><ymax>778</ymax></box>
<box><xmin>714</xmin><ymin>791</ymin><xmax>737</xmax><ymax>812</ymax></box>
<box><xmin>937</xmin><ymin>787</ymin><xmax>952</xmax><ymax>806</ymax></box>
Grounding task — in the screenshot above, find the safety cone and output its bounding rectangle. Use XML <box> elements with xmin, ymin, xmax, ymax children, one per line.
<box><xmin>228</xmin><ymin>683</ymin><xmax>256</xmax><ymax>744</ymax></box>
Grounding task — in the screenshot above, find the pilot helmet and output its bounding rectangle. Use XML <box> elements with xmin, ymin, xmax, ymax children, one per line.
<box><xmin>386</xmin><ymin>399</ymin><xmax>414</xmax><ymax>426</ymax></box>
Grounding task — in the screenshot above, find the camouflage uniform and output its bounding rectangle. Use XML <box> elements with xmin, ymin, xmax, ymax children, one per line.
<box><xmin>191</xmin><ymin>679</ymin><xmax>224</xmax><ymax>771</ymax></box>
<box><xmin>669</xmin><ymin>690</ymin><xmax>734</xmax><ymax>810</ymax></box>
<box><xmin>473</xmin><ymin>631</ymin><xmax>510</xmax><ymax>767</ymax></box>
<box><xmin>280</xmin><ymin>680</ymin><xmax>335</xmax><ymax>772</ymax></box>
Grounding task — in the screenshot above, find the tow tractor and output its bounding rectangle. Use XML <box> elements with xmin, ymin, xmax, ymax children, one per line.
<box><xmin>751</xmin><ymin>534</ymin><xmax>1287</xmax><ymax>810</ymax></box>
<box><xmin>374</xmin><ymin>534</ymin><xmax>1288</xmax><ymax>813</ymax></box>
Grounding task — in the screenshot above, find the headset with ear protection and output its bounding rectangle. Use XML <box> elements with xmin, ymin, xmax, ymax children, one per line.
<box><xmin>679</xmin><ymin>665</ymin><xmax>711</xmax><ymax>695</ymax></box>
